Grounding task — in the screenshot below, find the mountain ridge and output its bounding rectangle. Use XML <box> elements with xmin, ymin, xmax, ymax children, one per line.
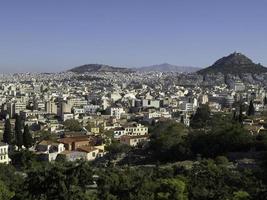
<box><xmin>136</xmin><ymin>63</ymin><xmax>200</xmax><ymax>73</ymax></box>
<box><xmin>68</xmin><ymin>64</ymin><xmax>133</xmax><ymax>73</ymax></box>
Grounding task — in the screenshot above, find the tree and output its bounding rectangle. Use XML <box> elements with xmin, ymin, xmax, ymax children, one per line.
<box><xmin>232</xmin><ymin>191</ymin><xmax>250</xmax><ymax>200</ymax></box>
<box><xmin>0</xmin><ymin>180</ymin><xmax>14</xmax><ymax>200</ymax></box>
<box><xmin>156</xmin><ymin>178</ymin><xmax>188</xmax><ymax>200</ymax></box>
<box><xmin>239</xmin><ymin>104</ymin><xmax>244</xmax><ymax>123</ymax></box>
<box><xmin>23</xmin><ymin>125</ymin><xmax>33</xmax><ymax>149</ymax></box>
<box><xmin>264</xmin><ymin>96</ymin><xmax>267</xmax><ymax>106</ymax></box>
<box><xmin>190</xmin><ymin>104</ymin><xmax>210</xmax><ymax>129</ymax></box>
<box><xmin>63</xmin><ymin>119</ymin><xmax>82</xmax><ymax>131</ymax></box>
<box><xmin>149</xmin><ymin>120</ymin><xmax>190</xmax><ymax>162</ymax></box>
<box><xmin>3</xmin><ymin>119</ymin><xmax>12</xmax><ymax>145</ymax></box>
<box><xmin>247</xmin><ymin>100</ymin><xmax>255</xmax><ymax>116</ymax></box>
<box><xmin>15</xmin><ymin>115</ymin><xmax>23</xmax><ymax>149</ymax></box>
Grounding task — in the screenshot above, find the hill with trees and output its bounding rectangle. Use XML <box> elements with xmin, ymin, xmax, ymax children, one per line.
<box><xmin>68</xmin><ymin>64</ymin><xmax>133</xmax><ymax>73</ymax></box>
<box><xmin>198</xmin><ymin>52</ymin><xmax>267</xmax><ymax>75</ymax></box>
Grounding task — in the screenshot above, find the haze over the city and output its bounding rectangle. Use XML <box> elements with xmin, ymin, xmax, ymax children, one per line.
<box><xmin>0</xmin><ymin>0</ymin><xmax>267</xmax><ymax>72</ymax></box>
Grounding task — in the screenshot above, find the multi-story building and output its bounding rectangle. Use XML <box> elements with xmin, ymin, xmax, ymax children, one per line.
<box><xmin>110</xmin><ymin>107</ymin><xmax>125</xmax><ymax>119</ymax></box>
<box><xmin>114</xmin><ymin>123</ymin><xmax>148</xmax><ymax>138</ymax></box>
<box><xmin>45</xmin><ymin>101</ymin><xmax>57</xmax><ymax>114</ymax></box>
<box><xmin>0</xmin><ymin>142</ymin><xmax>10</xmax><ymax>164</ymax></box>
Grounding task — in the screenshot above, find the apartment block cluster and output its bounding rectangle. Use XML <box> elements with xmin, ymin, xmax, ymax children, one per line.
<box><xmin>0</xmin><ymin>71</ymin><xmax>267</xmax><ymax>163</ymax></box>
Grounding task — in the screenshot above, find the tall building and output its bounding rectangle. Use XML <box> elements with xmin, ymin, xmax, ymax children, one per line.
<box><xmin>45</xmin><ymin>101</ymin><xmax>57</xmax><ymax>114</ymax></box>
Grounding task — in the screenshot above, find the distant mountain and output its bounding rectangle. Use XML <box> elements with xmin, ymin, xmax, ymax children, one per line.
<box><xmin>68</xmin><ymin>64</ymin><xmax>133</xmax><ymax>73</ymax></box>
<box><xmin>198</xmin><ymin>52</ymin><xmax>267</xmax><ymax>75</ymax></box>
<box><xmin>136</xmin><ymin>63</ymin><xmax>200</xmax><ymax>73</ymax></box>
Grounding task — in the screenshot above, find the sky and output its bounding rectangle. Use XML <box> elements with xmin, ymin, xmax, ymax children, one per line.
<box><xmin>0</xmin><ymin>0</ymin><xmax>267</xmax><ymax>73</ymax></box>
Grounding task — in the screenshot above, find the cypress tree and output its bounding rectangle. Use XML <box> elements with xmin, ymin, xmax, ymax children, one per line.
<box><xmin>23</xmin><ymin>125</ymin><xmax>33</xmax><ymax>149</ymax></box>
<box><xmin>180</xmin><ymin>115</ymin><xmax>184</xmax><ymax>124</ymax></box>
<box><xmin>232</xmin><ymin>111</ymin><xmax>237</xmax><ymax>121</ymax></box>
<box><xmin>239</xmin><ymin>104</ymin><xmax>244</xmax><ymax>123</ymax></box>
<box><xmin>3</xmin><ymin>119</ymin><xmax>12</xmax><ymax>144</ymax></box>
<box><xmin>264</xmin><ymin>96</ymin><xmax>267</xmax><ymax>105</ymax></box>
<box><xmin>247</xmin><ymin>100</ymin><xmax>255</xmax><ymax>116</ymax></box>
<box><xmin>15</xmin><ymin>115</ymin><xmax>23</xmax><ymax>149</ymax></box>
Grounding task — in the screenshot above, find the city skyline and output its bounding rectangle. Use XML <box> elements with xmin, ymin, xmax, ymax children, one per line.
<box><xmin>1</xmin><ymin>0</ymin><xmax>267</xmax><ymax>72</ymax></box>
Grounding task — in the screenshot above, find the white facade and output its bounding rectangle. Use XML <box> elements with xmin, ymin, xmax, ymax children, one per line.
<box><xmin>110</xmin><ymin>107</ymin><xmax>125</xmax><ymax>119</ymax></box>
<box><xmin>142</xmin><ymin>99</ymin><xmax>160</xmax><ymax>108</ymax></box>
<box><xmin>114</xmin><ymin>124</ymin><xmax>148</xmax><ymax>138</ymax></box>
<box><xmin>0</xmin><ymin>143</ymin><xmax>10</xmax><ymax>164</ymax></box>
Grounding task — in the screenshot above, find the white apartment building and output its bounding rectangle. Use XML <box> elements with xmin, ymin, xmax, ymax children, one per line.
<box><xmin>180</xmin><ymin>102</ymin><xmax>194</xmax><ymax>112</ymax></box>
<box><xmin>142</xmin><ymin>99</ymin><xmax>160</xmax><ymax>108</ymax></box>
<box><xmin>7</xmin><ymin>101</ymin><xmax>27</xmax><ymax>118</ymax></box>
<box><xmin>110</xmin><ymin>107</ymin><xmax>125</xmax><ymax>119</ymax></box>
<box><xmin>0</xmin><ymin>143</ymin><xmax>10</xmax><ymax>164</ymax></box>
<box><xmin>45</xmin><ymin>101</ymin><xmax>57</xmax><ymax>114</ymax></box>
<box><xmin>114</xmin><ymin>123</ymin><xmax>148</xmax><ymax>138</ymax></box>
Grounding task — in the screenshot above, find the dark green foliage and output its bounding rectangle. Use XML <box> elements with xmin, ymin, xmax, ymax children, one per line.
<box><xmin>188</xmin><ymin>160</ymin><xmax>262</xmax><ymax>200</ymax></box>
<box><xmin>106</xmin><ymin>140</ymin><xmax>131</xmax><ymax>156</ymax></box>
<box><xmin>247</xmin><ymin>100</ymin><xmax>255</xmax><ymax>116</ymax></box>
<box><xmin>63</xmin><ymin>119</ymin><xmax>82</xmax><ymax>131</ymax></box>
<box><xmin>0</xmin><ymin>180</ymin><xmax>14</xmax><ymax>200</ymax></box>
<box><xmin>3</xmin><ymin>119</ymin><xmax>12</xmax><ymax>144</ymax></box>
<box><xmin>9</xmin><ymin>150</ymin><xmax>39</xmax><ymax>170</ymax></box>
<box><xmin>0</xmin><ymin>164</ymin><xmax>23</xmax><ymax>194</ymax></box>
<box><xmin>264</xmin><ymin>96</ymin><xmax>267</xmax><ymax>105</ymax></box>
<box><xmin>239</xmin><ymin>103</ymin><xmax>244</xmax><ymax>123</ymax></box>
<box><xmin>15</xmin><ymin>161</ymin><xmax>94</xmax><ymax>200</ymax></box>
<box><xmin>156</xmin><ymin>178</ymin><xmax>188</xmax><ymax>200</ymax></box>
<box><xmin>14</xmin><ymin>115</ymin><xmax>23</xmax><ymax>149</ymax></box>
<box><xmin>23</xmin><ymin>125</ymin><xmax>33</xmax><ymax>149</ymax></box>
<box><xmin>190</xmin><ymin>104</ymin><xmax>210</xmax><ymax>129</ymax></box>
<box><xmin>189</xmin><ymin>123</ymin><xmax>252</xmax><ymax>158</ymax></box>
<box><xmin>97</xmin><ymin>167</ymin><xmax>157</xmax><ymax>200</ymax></box>
<box><xmin>149</xmin><ymin>120</ymin><xmax>190</xmax><ymax>162</ymax></box>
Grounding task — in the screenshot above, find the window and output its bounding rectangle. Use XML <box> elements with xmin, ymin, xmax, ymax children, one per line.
<box><xmin>92</xmin><ymin>152</ymin><xmax>96</xmax><ymax>157</ymax></box>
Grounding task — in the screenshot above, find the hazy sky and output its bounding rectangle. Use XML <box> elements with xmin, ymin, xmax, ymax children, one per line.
<box><xmin>0</xmin><ymin>0</ymin><xmax>267</xmax><ymax>73</ymax></box>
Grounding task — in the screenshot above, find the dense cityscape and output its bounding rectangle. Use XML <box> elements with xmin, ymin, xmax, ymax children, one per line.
<box><xmin>1</xmin><ymin>1</ymin><xmax>267</xmax><ymax>200</ymax></box>
<box><xmin>0</xmin><ymin>52</ymin><xmax>267</xmax><ymax>199</ymax></box>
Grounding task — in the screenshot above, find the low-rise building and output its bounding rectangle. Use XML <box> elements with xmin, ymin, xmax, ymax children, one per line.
<box><xmin>0</xmin><ymin>142</ymin><xmax>10</xmax><ymax>164</ymax></box>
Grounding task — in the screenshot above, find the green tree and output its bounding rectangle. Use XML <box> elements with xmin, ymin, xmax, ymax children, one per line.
<box><xmin>247</xmin><ymin>100</ymin><xmax>255</xmax><ymax>116</ymax></box>
<box><xmin>23</xmin><ymin>125</ymin><xmax>33</xmax><ymax>149</ymax></box>
<box><xmin>189</xmin><ymin>123</ymin><xmax>252</xmax><ymax>158</ymax></box>
<box><xmin>3</xmin><ymin>119</ymin><xmax>12</xmax><ymax>145</ymax></box>
<box><xmin>239</xmin><ymin>104</ymin><xmax>244</xmax><ymax>123</ymax></box>
<box><xmin>156</xmin><ymin>178</ymin><xmax>188</xmax><ymax>200</ymax></box>
<box><xmin>232</xmin><ymin>191</ymin><xmax>250</xmax><ymax>200</ymax></box>
<box><xmin>264</xmin><ymin>96</ymin><xmax>267</xmax><ymax>106</ymax></box>
<box><xmin>190</xmin><ymin>104</ymin><xmax>210</xmax><ymax>129</ymax></box>
<box><xmin>0</xmin><ymin>180</ymin><xmax>14</xmax><ymax>200</ymax></box>
<box><xmin>149</xmin><ymin>120</ymin><xmax>190</xmax><ymax>162</ymax></box>
<box><xmin>15</xmin><ymin>115</ymin><xmax>23</xmax><ymax>149</ymax></box>
<box><xmin>63</xmin><ymin>119</ymin><xmax>82</xmax><ymax>131</ymax></box>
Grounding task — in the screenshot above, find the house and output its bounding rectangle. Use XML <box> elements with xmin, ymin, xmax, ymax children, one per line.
<box><xmin>58</xmin><ymin>136</ymin><xmax>91</xmax><ymax>151</ymax></box>
<box><xmin>114</xmin><ymin>123</ymin><xmax>148</xmax><ymax>138</ymax></box>
<box><xmin>110</xmin><ymin>107</ymin><xmax>125</xmax><ymax>119</ymax></box>
<box><xmin>77</xmin><ymin>146</ymin><xmax>103</xmax><ymax>161</ymax></box>
<box><xmin>35</xmin><ymin>140</ymin><xmax>65</xmax><ymax>162</ymax></box>
<box><xmin>0</xmin><ymin>142</ymin><xmax>10</xmax><ymax>164</ymax></box>
<box><xmin>120</xmin><ymin>135</ymin><xmax>149</xmax><ymax>146</ymax></box>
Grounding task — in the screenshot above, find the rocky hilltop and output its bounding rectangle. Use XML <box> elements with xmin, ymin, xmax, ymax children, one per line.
<box><xmin>198</xmin><ymin>52</ymin><xmax>267</xmax><ymax>75</ymax></box>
